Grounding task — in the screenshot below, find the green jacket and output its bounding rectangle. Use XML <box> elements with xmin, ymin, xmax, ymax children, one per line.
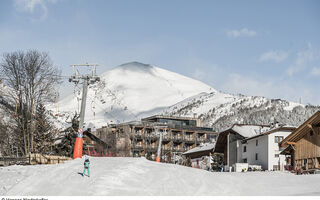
<box><xmin>84</xmin><ymin>160</ymin><xmax>90</xmax><ymax>168</ymax></box>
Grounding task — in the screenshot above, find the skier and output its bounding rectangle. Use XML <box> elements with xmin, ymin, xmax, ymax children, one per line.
<box><xmin>83</xmin><ymin>157</ymin><xmax>90</xmax><ymax>177</ymax></box>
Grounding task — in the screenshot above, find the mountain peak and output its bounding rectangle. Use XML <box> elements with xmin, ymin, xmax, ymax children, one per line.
<box><xmin>117</xmin><ymin>62</ymin><xmax>154</xmax><ymax>72</ymax></box>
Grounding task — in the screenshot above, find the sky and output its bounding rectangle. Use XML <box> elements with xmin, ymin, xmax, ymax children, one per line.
<box><xmin>0</xmin><ymin>0</ymin><xmax>319</xmax><ymax>105</ymax></box>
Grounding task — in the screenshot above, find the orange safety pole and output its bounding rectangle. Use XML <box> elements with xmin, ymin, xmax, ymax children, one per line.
<box><xmin>73</xmin><ymin>128</ymin><xmax>83</xmax><ymax>159</ymax></box>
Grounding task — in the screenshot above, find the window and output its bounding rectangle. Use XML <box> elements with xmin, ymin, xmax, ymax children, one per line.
<box><xmin>243</xmin><ymin>158</ymin><xmax>247</xmax><ymax>163</ymax></box>
<box><xmin>304</xmin><ymin>159</ymin><xmax>307</xmax><ymax>166</ymax></box>
<box><xmin>255</xmin><ymin>153</ymin><xmax>258</xmax><ymax>160</ymax></box>
<box><xmin>310</xmin><ymin>130</ymin><xmax>314</xmax><ymax>136</ymax></box>
<box><xmin>256</xmin><ymin>140</ymin><xmax>258</xmax><ymax>146</ymax></box>
<box><xmin>275</xmin><ymin>136</ymin><xmax>284</xmax><ymax>143</ymax></box>
<box><xmin>243</xmin><ymin>146</ymin><xmax>247</xmax><ymax>152</ymax></box>
<box><xmin>275</xmin><ymin>154</ymin><xmax>279</xmax><ymax>158</ymax></box>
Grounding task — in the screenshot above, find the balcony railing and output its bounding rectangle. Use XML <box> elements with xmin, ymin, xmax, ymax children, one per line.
<box><xmin>145</xmin><ymin>133</ymin><xmax>158</xmax><ymax>140</ymax></box>
<box><xmin>162</xmin><ymin>146</ymin><xmax>172</xmax><ymax>151</ymax></box>
<box><xmin>172</xmin><ymin>146</ymin><xmax>184</xmax><ymax>151</ymax></box>
<box><xmin>184</xmin><ymin>137</ymin><xmax>195</xmax><ymax>141</ymax></box>
<box><xmin>132</xmin><ymin>143</ymin><xmax>143</xmax><ymax>149</ymax></box>
<box><xmin>196</xmin><ymin>137</ymin><xmax>205</xmax><ymax>142</ymax></box>
<box><xmin>184</xmin><ymin>146</ymin><xmax>194</xmax><ymax>151</ymax></box>
<box><xmin>173</xmin><ymin>135</ymin><xmax>183</xmax><ymax>140</ymax></box>
<box><xmin>162</xmin><ymin>135</ymin><xmax>171</xmax><ymax>141</ymax></box>
<box><xmin>146</xmin><ymin>146</ymin><xmax>158</xmax><ymax>151</ymax></box>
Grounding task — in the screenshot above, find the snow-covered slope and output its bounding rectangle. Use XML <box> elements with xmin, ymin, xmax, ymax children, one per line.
<box><xmin>49</xmin><ymin>62</ymin><xmax>214</xmax><ymax>128</ymax></box>
<box><xmin>1</xmin><ymin>157</ymin><xmax>320</xmax><ymax>196</ymax></box>
<box><xmin>161</xmin><ymin>91</ymin><xmax>320</xmax><ymax>131</ymax></box>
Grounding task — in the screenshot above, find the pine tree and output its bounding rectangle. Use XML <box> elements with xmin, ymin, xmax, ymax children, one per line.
<box><xmin>54</xmin><ymin>113</ymin><xmax>79</xmax><ymax>157</ymax></box>
<box><xmin>33</xmin><ymin>103</ymin><xmax>56</xmax><ymax>154</ymax></box>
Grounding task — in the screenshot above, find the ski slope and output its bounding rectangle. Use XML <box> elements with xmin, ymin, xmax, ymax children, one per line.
<box><xmin>1</xmin><ymin>157</ymin><xmax>320</xmax><ymax>196</ymax></box>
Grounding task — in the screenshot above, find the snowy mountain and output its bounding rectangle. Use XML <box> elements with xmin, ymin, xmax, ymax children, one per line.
<box><xmin>161</xmin><ymin>92</ymin><xmax>320</xmax><ymax>131</ymax></box>
<box><xmin>47</xmin><ymin>61</ymin><xmax>320</xmax><ymax>131</ymax></box>
<box><xmin>48</xmin><ymin>62</ymin><xmax>215</xmax><ymax>128</ymax></box>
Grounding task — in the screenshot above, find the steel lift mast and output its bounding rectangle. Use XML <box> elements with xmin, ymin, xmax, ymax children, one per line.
<box><xmin>154</xmin><ymin>125</ymin><xmax>167</xmax><ymax>162</ymax></box>
<box><xmin>69</xmin><ymin>64</ymin><xmax>100</xmax><ymax>159</ymax></box>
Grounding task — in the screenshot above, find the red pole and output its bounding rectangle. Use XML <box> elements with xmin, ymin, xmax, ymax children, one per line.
<box><xmin>73</xmin><ymin>128</ymin><xmax>83</xmax><ymax>159</ymax></box>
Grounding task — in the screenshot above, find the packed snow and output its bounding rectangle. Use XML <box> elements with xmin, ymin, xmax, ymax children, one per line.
<box><xmin>183</xmin><ymin>143</ymin><xmax>215</xmax><ymax>155</ymax></box>
<box><xmin>1</xmin><ymin>157</ymin><xmax>320</xmax><ymax>196</ymax></box>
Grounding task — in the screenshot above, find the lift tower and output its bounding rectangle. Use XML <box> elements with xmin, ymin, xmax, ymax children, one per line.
<box><xmin>154</xmin><ymin>125</ymin><xmax>167</xmax><ymax>162</ymax></box>
<box><xmin>69</xmin><ymin>64</ymin><xmax>100</xmax><ymax>159</ymax></box>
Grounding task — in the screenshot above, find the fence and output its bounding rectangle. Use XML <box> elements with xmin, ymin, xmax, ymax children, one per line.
<box><xmin>84</xmin><ymin>147</ymin><xmax>118</xmax><ymax>157</ymax></box>
<box><xmin>28</xmin><ymin>154</ymin><xmax>72</xmax><ymax>165</ymax></box>
<box><xmin>0</xmin><ymin>156</ymin><xmax>28</xmax><ymax>166</ymax></box>
<box><xmin>0</xmin><ymin>154</ymin><xmax>72</xmax><ymax>166</ymax></box>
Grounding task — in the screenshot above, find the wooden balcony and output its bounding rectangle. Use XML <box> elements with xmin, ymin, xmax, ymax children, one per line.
<box><xmin>173</xmin><ymin>135</ymin><xmax>183</xmax><ymax>143</ymax></box>
<box><xmin>172</xmin><ymin>146</ymin><xmax>184</xmax><ymax>152</ymax></box>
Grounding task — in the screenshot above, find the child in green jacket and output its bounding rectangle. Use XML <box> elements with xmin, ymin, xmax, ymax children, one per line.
<box><xmin>83</xmin><ymin>157</ymin><xmax>90</xmax><ymax>177</ymax></box>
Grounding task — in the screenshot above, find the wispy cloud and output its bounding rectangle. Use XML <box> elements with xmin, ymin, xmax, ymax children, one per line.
<box><xmin>13</xmin><ymin>0</ymin><xmax>56</xmax><ymax>21</ymax></box>
<box><xmin>221</xmin><ymin>73</ymin><xmax>316</xmax><ymax>105</ymax></box>
<box><xmin>286</xmin><ymin>43</ymin><xmax>318</xmax><ymax>76</ymax></box>
<box><xmin>311</xmin><ymin>67</ymin><xmax>320</xmax><ymax>76</ymax></box>
<box><xmin>259</xmin><ymin>50</ymin><xmax>288</xmax><ymax>63</ymax></box>
<box><xmin>226</xmin><ymin>28</ymin><xmax>257</xmax><ymax>38</ymax></box>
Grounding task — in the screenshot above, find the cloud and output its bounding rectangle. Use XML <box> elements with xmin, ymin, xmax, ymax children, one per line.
<box><xmin>221</xmin><ymin>73</ymin><xmax>317</xmax><ymax>105</ymax></box>
<box><xmin>227</xmin><ymin>28</ymin><xmax>257</xmax><ymax>38</ymax></box>
<box><xmin>311</xmin><ymin>67</ymin><xmax>320</xmax><ymax>76</ymax></box>
<box><xmin>286</xmin><ymin>43</ymin><xmax>318</xmax><ymax>76</ymax></box>
<box><xmin>13</xmin><ymin>0</ymin><xmax>56</xmax><ymax>21</ymax></box>
<box><xmin>259</xmin><ymin>50</ymin><xmax>288</xmax><ymax>63</ymax></box>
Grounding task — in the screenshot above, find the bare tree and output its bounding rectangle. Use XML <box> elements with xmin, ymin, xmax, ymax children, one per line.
<box><xmin>0</xmin><ymin>50</ymin><xmax>61</xmax><ymax>155</ymax></box>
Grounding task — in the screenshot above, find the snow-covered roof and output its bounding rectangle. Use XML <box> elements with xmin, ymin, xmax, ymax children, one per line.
<box><xmin>231</xmin><ymin>124</ymin><xmax>270</xmax><ymax>138</ymax></box>
<box><xmin>183</xmin><ymin>143</ymin><xmax>215</xmax><ymax>155</ymax></box>
<box><xmin>243</xmin><ymin>126</ymin><xmax>296</xmax><ymax>141</ymax></box>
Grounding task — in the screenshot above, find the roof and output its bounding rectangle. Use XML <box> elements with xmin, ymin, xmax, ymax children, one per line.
<box><xmin>280</xmin><ymin>111</ymin><xmax>320</xmax><ymax>148</ymax></box>
<box><xmin>110</xmin><ymin>120</ymin><xmax>216</xmax><ymax>132</ymax></box>
<box><xmin>243</xmin><ymin>126</ymin><xmax>296</xmax><ymax>142</ymax></box>
<box><xmin>228</xmin><ymin>124</ymin><xmax>270</xmax><ymax>138</ymax></box>
<box><xmin>231</xmin><ymin>124</ymin><xmax>270</xmax><ymax>138</ymax></box>
<box><xmin>215</xmin><ymin>124</ymin><xmax>270</xmax><ymax>153</ymax></box>
<box><xmin>183</xmin><ymin>143</ymin><xmax>215</xmax><ymax>155</ymax></box>
<box><xmin>142</xmin><ymin>115</ymin><xmax>198</xmax><ymax>122</ymax></box>
<box><xmin>280</xmin><ymin>145</ymin><xmax>293</xmax><ymax>155</ymax></box>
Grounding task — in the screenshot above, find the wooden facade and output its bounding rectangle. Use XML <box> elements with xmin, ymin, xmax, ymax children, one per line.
<box><xmin>280</xmin><ymin>111</ymin><xmax>320</xmax><ymax>170</ymax></box>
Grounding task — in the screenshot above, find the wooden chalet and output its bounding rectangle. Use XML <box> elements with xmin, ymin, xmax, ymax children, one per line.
<box><xmin>280</xmin><ymin>111</ymin><xmax>320</xmax><ymax>170</ymax></box>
